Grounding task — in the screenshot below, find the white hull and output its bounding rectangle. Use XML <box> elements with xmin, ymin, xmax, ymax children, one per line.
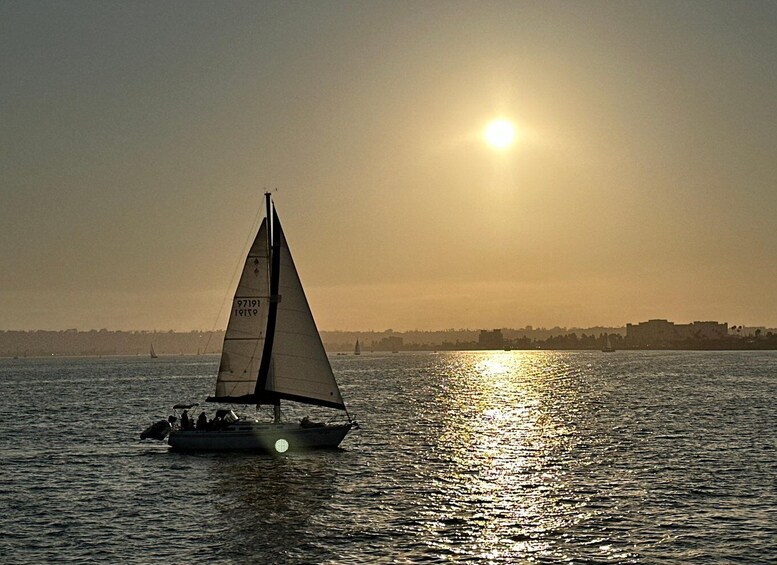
<box><xmin>167</xmin><ymin>421</ymin><xmax>352</xmax><ymax>452</ymax></box>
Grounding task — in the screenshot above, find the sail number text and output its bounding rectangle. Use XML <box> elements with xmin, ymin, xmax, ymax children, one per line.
<box><xmin>234</xmin><ymin>299</ymin><xmax>260</xmax><ymax>317</ymax></box>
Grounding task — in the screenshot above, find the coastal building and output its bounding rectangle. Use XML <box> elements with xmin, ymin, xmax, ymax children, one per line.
<box><xmin>478</xmin><ymin>329</ymin><xmax>505</xmax><ymax>349</ymax></box>
<box><xmin>729</xmin><ymin>325</ymin><xmax>767</xmax><ymax>337</ymax></box>
<box><xmin>626</xmin><ymin>319</ymin><xmax>728</xmax><ymax>345</ymax></box>
<box><xmin>681</xmin><ymin>321</ymin><xmax>728</xmax><ymax>340</ymax></box>
<box><xmin>626</xmin><ymin>319</ymin><xmax>676</xmax><ymax>344</ymax></box>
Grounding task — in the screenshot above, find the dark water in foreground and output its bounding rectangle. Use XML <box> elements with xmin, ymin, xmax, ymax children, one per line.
<box><xmin>1</xmin><ymin>351</ymin><xmax>776</xmax><ymax>563</ymax></box>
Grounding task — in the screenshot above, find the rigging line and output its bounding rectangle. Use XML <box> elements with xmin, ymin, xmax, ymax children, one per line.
<box><xmin>203</xmin><ymin>206</ymin><xmax>263</xmax><ymax>355</ymax></box>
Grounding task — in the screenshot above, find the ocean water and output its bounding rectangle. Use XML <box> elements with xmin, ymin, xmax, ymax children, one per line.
<box><xmin>1</xmin><ymin>351</ymin><xmax>775</xmax><ymax>564</ymax></box>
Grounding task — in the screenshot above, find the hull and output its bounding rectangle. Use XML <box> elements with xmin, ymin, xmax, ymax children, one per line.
<box><xmin>167</xmin><ymin>421</ymin><xmax>352</xmax><ymax>452</ymax></box>
<box><xmin>140</xmin><ymin>419</ymin><xmax>171</xmax><ymax>440</ymax></box>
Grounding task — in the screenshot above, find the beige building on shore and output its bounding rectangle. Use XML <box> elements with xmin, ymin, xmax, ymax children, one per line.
<box><xmin>626</xmin><ymin>319</ymin><xmax>728</xmax><ymax>345</ymax></box>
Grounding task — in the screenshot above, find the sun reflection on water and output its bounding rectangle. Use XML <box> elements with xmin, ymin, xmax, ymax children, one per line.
<box><xmin>428</xmin><ymin>351</ymin><xmax>601</xmax><ymax>560</ymax></box>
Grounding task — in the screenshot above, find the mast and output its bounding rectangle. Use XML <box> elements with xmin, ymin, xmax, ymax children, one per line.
<box><xmin>256</xmin><ymin>193</ymin><xmax>282</xmax><ymax>419</ymax></box>
<box><xmin>265</xmin><ymin>192</ymin><xmax>272</xmax><ymax>250</ymax></box>
<box><xmin>264</xmin><ymin>192</ymin><xmax>282</xmax><ymax>422</ymax></box>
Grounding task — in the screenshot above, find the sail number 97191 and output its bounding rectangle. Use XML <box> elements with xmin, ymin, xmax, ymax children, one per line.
<box><xmin>234</xmin><ymin>299</ymin><xmax>260</xmax><ymax>317</ymax></box>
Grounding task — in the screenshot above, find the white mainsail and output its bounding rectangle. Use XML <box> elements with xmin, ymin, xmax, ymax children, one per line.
<box><xmin>213</xmin><ymin>219</ymin><xmax>271</xmax><ymax>399</ymax></box>
<box><xmin>263</xmin><ymin>219</ymin><xmax>345</xmax><ymax>409</ymax></box>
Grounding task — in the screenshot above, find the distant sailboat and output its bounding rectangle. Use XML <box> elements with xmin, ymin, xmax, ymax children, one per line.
<box><xmin>602</xmin><ymin>335</ymin><xmax>615</xmax><ymax>353</ymax></box>
<box><xmin>141</xmin><ymin>193</ymin><xmax>355</xmax><ymax>451</ymax></box>
<box><xmin>150</xmin><ymin>344</ymin><xmax>158</xmax><ymax>358</ymax></box>
<box><xmin>354</xmin><ymin>339</ymin><xmax>361</xmax><ymax>355</ymax></box>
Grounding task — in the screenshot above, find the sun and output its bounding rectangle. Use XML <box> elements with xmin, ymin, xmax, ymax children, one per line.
<box><xmin>484</xmin><ymin>119</ymin><xmax>516</xmax><ymax>150</ymax></box>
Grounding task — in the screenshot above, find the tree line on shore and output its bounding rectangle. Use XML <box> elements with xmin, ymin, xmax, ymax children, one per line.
<box><xmin>0</xmin><ymin>329</ymin><xmax>223</xmax><ymax>358</ymax></box>
<box><xmin>4</xmin><ymin>327</ymin><xmax>776</xmax><ymax>358</ymax></box>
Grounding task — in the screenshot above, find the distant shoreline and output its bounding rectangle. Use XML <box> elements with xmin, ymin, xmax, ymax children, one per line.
<box><xmin>4</xmin><ymin>346</ymin><xmax>777</xmax><ymax>360</ymax></box>
<box><xmin>2</xmin><ymin>327</ymin><xmax>777</xmax><ymax>357</ymax></box>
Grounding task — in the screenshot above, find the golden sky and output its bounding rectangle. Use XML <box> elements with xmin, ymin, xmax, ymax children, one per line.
<box><xmin>2</xmin><ymin>1</ymin><xmax>777</xmax><ymax>330</ymax></box>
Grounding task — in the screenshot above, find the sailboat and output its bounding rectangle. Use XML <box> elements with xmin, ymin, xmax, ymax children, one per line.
<box><xmin>354</xmin><ymin>339</ymin><xmax>361</xmax><ymax>355</ymax></box>
<box><xmin>141</xmin><ymin>193</ymin><xmax>355</xmax><ymax>452</ymax></box>
<box><xmin>602</xmin><ymin>335</ymin><xmax>615</xmax><ymax>353</ymax></box>
<box><xmin>150</xmin><ymin>344</ymin><xmax>158</xmax><ymax>358</ymax></box>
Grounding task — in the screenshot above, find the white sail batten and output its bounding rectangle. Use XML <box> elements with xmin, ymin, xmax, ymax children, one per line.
<box><xmin>264</xmin><ymin>221</ymin><xmax>345</xmax><ymax>409</ymax></box>
<box><xmin>213</xmin><ymin>219</ymin><xmax>270</xmax><ymax>399</ymax></box>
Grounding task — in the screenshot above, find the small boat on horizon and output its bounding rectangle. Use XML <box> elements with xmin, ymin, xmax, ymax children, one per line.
<box><xmin>141</xmin><ymin>192</ymin><xmax>356</xmax><ymax>452</ymax></box>
<box><xmin>149</xmin><ymin>344</ymin><xmax>158</xmax><ymax>358</ymax></box>
<box><xmin>354</xmin><ymin>339</ymin><xmax>361</xmax><ymax>355</ymax></box>
<box><xmin>602</xmin><ymin>335</ymin><xmax>615</xmax><ymax>352</ymax></box>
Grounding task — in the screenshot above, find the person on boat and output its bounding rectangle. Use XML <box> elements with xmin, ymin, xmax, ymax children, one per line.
<box><xmin>196</xmin><ymin>411</ymin><xmax>208</xmax><ymax>430</ymax></box>
<box><xmin>180</xmin><ymin>410</ymin><xmax>191</xmax><ymax>430</ymax></box>
<box><xmin>300</xmin><ymin>416</ymin><xmax>324</xmax><ymax>428</ymax></box>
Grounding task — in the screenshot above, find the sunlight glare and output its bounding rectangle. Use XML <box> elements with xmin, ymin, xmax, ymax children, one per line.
<box><xmin>484</xmin><ymin>119</ymin><xmax>516</xmax><ymax>150</ymax></box>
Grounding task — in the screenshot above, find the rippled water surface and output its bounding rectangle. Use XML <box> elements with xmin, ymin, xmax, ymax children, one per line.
<box><xmin>1</xmin><ymin>351</ymin><xmax>776</xmax><ymax>563</ymax></box>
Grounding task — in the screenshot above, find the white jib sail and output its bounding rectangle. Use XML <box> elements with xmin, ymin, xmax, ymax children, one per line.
<box><xmin>265</xmin><ymin>221</ymin><xmax>345</xmax><ymax>408</ymax></box>
<box><xmin>213</xmin><ymin>219</ymin><xmax>270</xmax><ymax>398</ymax></box>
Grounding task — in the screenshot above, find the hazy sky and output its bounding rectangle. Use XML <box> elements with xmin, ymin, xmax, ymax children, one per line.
<box><xmin>3</xmin><ymin>1</ymin><xmax>777</xmax><ymax>331</ymax></box>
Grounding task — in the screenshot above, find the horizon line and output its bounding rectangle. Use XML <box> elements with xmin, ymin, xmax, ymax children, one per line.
<box><xmin>3</xmin><ymin>320</ymin><xmax>776</xmax><ymax>334</ymax></box>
